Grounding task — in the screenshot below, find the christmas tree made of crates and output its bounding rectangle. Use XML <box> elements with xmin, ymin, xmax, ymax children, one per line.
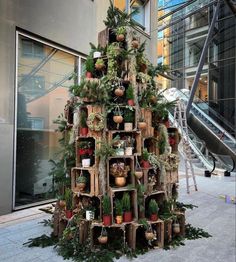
<box><xmin>55</xmin><ymin>3</ymin><xmax>184</xmax><ymax>250</ymax></box>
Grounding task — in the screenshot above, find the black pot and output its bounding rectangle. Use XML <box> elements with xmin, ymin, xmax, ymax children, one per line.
<box><xmin>224</xmin><ymin>171</ymin><xmax>231</xmax><ymax>177</ymax></box>
<box><xmin>204</xmin><ymin>170</ymin><xmax>211</xmax><ymax>177</ymax></box>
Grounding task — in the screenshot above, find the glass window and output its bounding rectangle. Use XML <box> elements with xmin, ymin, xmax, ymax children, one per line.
<box><xmin>15</xmin><ymin>34</ymin><xmax>81</xmax><ymax>208</ymax></box>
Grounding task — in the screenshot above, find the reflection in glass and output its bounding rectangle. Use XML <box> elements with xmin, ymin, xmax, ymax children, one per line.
<box><xmin>15</xmin><ymin>35</ymin><xmax>78</xmax><ymax>207</ymax></box>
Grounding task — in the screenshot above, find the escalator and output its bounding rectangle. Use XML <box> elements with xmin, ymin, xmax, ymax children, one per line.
<box><xmin>164</xmin><ymin>88</ymin><xmax>236</xmax><ymax>172</ymax></box>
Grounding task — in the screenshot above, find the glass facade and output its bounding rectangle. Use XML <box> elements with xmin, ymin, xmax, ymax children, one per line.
<box><xmin>15</xmin><ymin>34</ymin><xmax>82</xmax><ymax>207</ymax></box>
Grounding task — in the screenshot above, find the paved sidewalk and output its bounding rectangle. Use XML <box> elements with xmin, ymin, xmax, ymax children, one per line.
<box><xmin>0</xmin><ymin>173</ymin><xmax>235</xmax><ymax>262</ymax></box>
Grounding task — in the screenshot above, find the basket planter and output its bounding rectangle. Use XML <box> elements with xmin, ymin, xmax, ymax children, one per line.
<box><xmin>98</xmin><ymin>236</ymin><xmax>108</xmax><ymax>244</ymax></box>
<box><xmin>125</xmin><ymin>147</ymin><xmax>133</xmax><ymax>156</ymax></box>
<box><xmin>103</xmin><ymin>215</ymin><xmax>112</xmax><ymax>226</ymax></box>
<box><xmin>138</xmin><ymin>122</ymin><xmax>147</xmax><ymax>130</ymax></box>
<box><xmin>134</xmin><ymin>171</ymin><xmax>143</xmax><ymax>179</ymax></box>
<box><xmin>123</xmin><ymin>211</ymin><xmax>132</xmax><ymax>222</ymax></box>
<box><xmin>65</xmin><ymin>210</ymin><xmax>73</xmax><ymax>219</ymax></box>
<box><xmin>131</xmin><ymin>40</ymin><xmax>139</xmax><ymax>49</ymax></box>
<box><xmin>173</xmin><ymin>223</ymin><xmax>180</xmax><ymax>234</ymax></box>
<box><xmin>77</xmin><ymin>182</ymin><xmax>86</xmax><ymax>191</ymax></box>
<box><xmin>114</xmin><ymin>88</ymin><xmax>124</xmax><ymax>97</ymax></box>
<box><xmin>116</xmin><ymin>34</ymin><xmax>125</xmax><ymax>42</ymax></box>
<box><xmin>145</xmin><ymin>231</ymin><xmax>154</xmax><ymax>240</ymax></box>
<box><xmin>115</xmin><ymin>215</ymin><xmax>123</xmax><ymax>224</ymax></box>
<box><xmin>113</xmin><ymin>115</ymin><xmax>123</xmax><ymax>123</ymax></box>
<box><xmin>115</xmin><ymin>176</ymin><xmax>126</xmax><ymax>187</ymax></box>
<box><xmin>80</xmin><ymin>127</ymin><xmax>88</xmax><ymax>136</ymax></box>
<box><xmin>124</xmin><ymin>122</ymin><xmax>133</xmax><ymax>131</ymax></box>
<box><xmin>150</xmin><ymin>214</ymin><xmax>158</xmax><ymax>221</ymax></box>
<box><xmin>95</xmin><ymin>63</ymin><xmax>104</xmax><ymax>71</ymax></box>
<box><xmin>82</xmin><ymin>158</ymin><xmax>91</xmax><ymax>167</ymax></box>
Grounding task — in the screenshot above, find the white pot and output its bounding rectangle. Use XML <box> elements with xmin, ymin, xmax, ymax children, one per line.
<box><xmin>125</xmin><ymin>147</ymin><xmax>133</xmax><ymax>155</ymax></box>
<box><xmin>167</xmin><ymin>146</ymin><xmax>172</xmax><ymax>154</ymax></box>
<box><xmin>116</xmin><ymin>148</ymin><xmax>125</xmax><ymax>156</ymax></box>
<box><xmin>86</xmin><ymin>210</ymin><xmax>95</xmax><ymax>220</ymax></box>
<box><xmin>124</xmin><ymin>122</ymin><xmax>133</xmax><ymax>131</ymax></box>
<box><xmin>82</xmin><ymin>158</ymin><xmax>91</xmax><ymax>167</ymax></box>
<box><xmin>93</xmin><ymin>51</ymin><xmax>101</xmax><ymax>58</ymax></box>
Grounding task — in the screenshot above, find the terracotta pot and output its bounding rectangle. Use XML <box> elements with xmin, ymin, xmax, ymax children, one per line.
<box><xmin>95</xmin><ymin>63</ymin><xmax>104</xmax><ymax>70</ymax></box>
<box><xmin>145</xmin><ymin>231</ymin><xmax>154</xmax><ymax>240</ymax></box>
<box><xmin>139</xmin><ymin>63</ymin><xmax>147</xmax><ymax>73</ymax></box>
<box><xmin>163</xmin><ymin>120</ymin><xmax>170</xmax><ymax>128</ymax></box>
<box><xmin>77</xmin><ymin>182</ymin><xmax>86</xmax><ymax>191</ymax></box>
<box><xmin>113</xmin><ymin>115</ymin><xmax>123</xmax><ymax>123</ymax></box>
<box><xmin>173</xmin><ymin>223</ymin><xmax>180</xmax><ymax>234</ymax></box>
<box><xmin>65</xmin><ymin>210</ymin><xmax>73</xmax><ymax>219</ymax></box>
<box><xmin>123</xmin><ymin>211</ymin><xmax>132</xmax><ymax>222</ymax></box>
<box><xmin>114</xmin><ymin>88</ymin><xmax>124</xmax><ymax>97</ymax></box>
<box><xmin>150</xmin><ymin>214</ymin><xmax>158</xmax><ymax>221</ymax></box>
<box><xmin>115</xmin><ymin>176</ymin><xmax>126</xmax><ymax>187</ymax></box>
<box><xmin>86</xmin><ymin>71</ymin><xmax>92</xmax><ymax>78</ymax></box>
<box><xmin>103</xmin><ymin>215</ymin><xmax>112</xmax><ymax>226</ymax></box>
<box><xmin>80</xmin><ymin>127</ymin><xmax>88</xmax><ymax>136</ymax></box>
<box><xmin>116</xmin><ymin>34</ymin><xmax>125</xmax><ymax>42</ymax></box>
<box><xmin>116</xmin><ymin>215</ymin><xmax>123</xmax><ymax>224</ymax></box>
<box><xmin>132</xmin><ymin>40</ymin><xmax>139</xmax><ymax>49</ymax></box>
<box><xmin>141</xmin><ymin>160</ymin><xmax>151</xmax><ymax>168</ymax></box>
<box><xmin>124</xmin><ymin>122</ymin><xmax>133</xmax><ymax>131</ymax></box>
<box><xmin>98</xmin><ymin>236</ymin><xmax>108</xmax><ymax>244</ymax></box>
<box><xmin>59</xmin><ymin>200</ymin><xmax>66</xmax><ymax>208</ymax></box>
<box><xmin>134</xmin><ymin>171</ymin><xmax>143</xmax><ymax>179</ymax></box>
<box><xmin>127</xmin><ymin>99</ymin><xmax>135</xmax><ymax>106</ymax></box>
<box><xmin>138</xmin><ymin>122</ymin><xmax>147</xmax><ymax>130</ymax></box>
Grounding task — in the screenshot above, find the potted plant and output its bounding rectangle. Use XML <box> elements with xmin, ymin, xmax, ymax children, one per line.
<box><xmin>85</xmin><ymin>55</ymin><xmax>94</xmax><ymax>78</ymax></box>
<box><xmin>141</xmin><ymin>148</ymin><xmax>151</xmax><ymax>168</ymax></box>
<box><xmin>113</xmin><ymin>107</ymin><xmax>123</xmax><ymax>124</ymax></box>
<box><xmin>124</xmin><ymin>136</ymin><xmax>134</xmax><ymax>156</ymax></box>
<box><xmin>114</xmin><ymin>85</ymin><xmax>125</xmax><ymax>97</ymax></box>
<box><xmin>98</xmin><ymin>227</ymin><xmax>108</xmax><ymax>244</ymax></box>
<box><xmin>124</xmin><ymin>108</ymin><xmax>134</xmax><ymax>131</ymax></box>
<box><xmin>122</xmin><ymin>192</ymin><xmax>132</xmax><ymax>222</ymax></box>
<box><xmin>138</xmin><ymin>116</ymin><xmax>147</xmax><ymax>130</ymax></box>
<box><xmin>95</xmin><ymin>58</ymin><xmax>105</xmax><ymax>70</ymax></box>
<box><xmin>145</xmin><ymin>225</ymin><xmax>155</xmax><ymax>240</ymax></box>
<box><xmin>85</xmin><ymin>206</ymin><xmax>95</xmax><ymax>221</ymax></box>
<box><xmin>115</xmin><ymin>199</ymin><xmax>123</xmax><ymax>224</ymax></box>
<box><xmin>110</xmin><ymin>161</ymin><xmax>128</xmax><ymax>187</ymax></box>
<box><xmin>76</xmin><ymin>175</ymin><xmax>87</xmax><ymax>191</ymax></box>
<box><xmin>58</xmin><ymin>195</ymin><xmax>66</xmax><ymax>209</ymax></box>
<box><xmin>126</xmin><ymin>84</ymin><xmax>135</xmax><ymax>106</ymax></box>
<box><xmin>78</xmin><ymin>141</ymin><xmax>93</xmax><ymax>156</ymax></box>
<box><xmin>80</xmin><ymin>110</ymin><xmax>88</xmax><ymax>136</ymax></box>
<box><xmin>148</xmin><ymin>199</ymin><xmax>159</xmax><ymax>221</ymax></box>
<box><xmin>102</xmin><ymin>194</ymin><xmax>112</xmax><ymax>226</ymax></box>
<box><xmin>116</xmin><ymin>26</ymin><xmax>126</xmax><ymax>42</ymax></box>
<box><xmin>131</xmin><ymin>38</ymin><xmax>139</xmax><ymax>49</ymax></box>
<box><xmin>64</xmin><ymin>188</ymin><xmax>73</xmax><ymax>219</ymax></box>
<box><xmin>172</xmin><ymin>219</ymin><xmax>180</xmax><ymax>234</ymax></box>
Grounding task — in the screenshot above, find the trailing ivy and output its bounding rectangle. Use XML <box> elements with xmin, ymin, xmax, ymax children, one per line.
<box><xmin>24</xmin><ymin>234</ymin><xmax>58</xmax><ymax>248</ymax></box>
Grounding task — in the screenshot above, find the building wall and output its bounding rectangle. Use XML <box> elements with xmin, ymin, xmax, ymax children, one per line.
<box><xmin>0</xmin><ymin>0</ymin><xmax>110</xmax><ymax>215</ymax></box>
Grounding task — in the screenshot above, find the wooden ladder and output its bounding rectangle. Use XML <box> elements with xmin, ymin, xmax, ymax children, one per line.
<box><xmin>173</xmin><ymin>100</ymin><xmax>198</xmax><ymax>194</ymax></box>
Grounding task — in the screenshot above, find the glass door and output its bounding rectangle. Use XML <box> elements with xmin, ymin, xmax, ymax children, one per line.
<box><xmin>14</xmin><ymin>33</ymin><xmax>81</xmax><ymax>208</ymax></box>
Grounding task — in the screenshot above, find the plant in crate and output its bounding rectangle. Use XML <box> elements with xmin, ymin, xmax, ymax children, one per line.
<box><xmin>112</xmin><ymin>106</ymin><xmax>123</xmax><ymax>124</ymax></box>
<box><xmin>115</xmin><ymin>199</ymin><xmax>123</xmax><ymax>224</ymax></box>
<box><xmin>116</xmin><ymin>26</ymin><xmax>126</xmax><ymax>42</ymax></box>
<box><xmin>64</xmin><ymin>188</ymin><xmax>73</xmax><ymax>219</ymax></box>
<box><xmin>126</xmin><ymin>84</ymin><xmax>135</xmax><ymax>106</ymax></box>
<box><xmin>122</xmin><ymin>192</ymin><xmax>132</xmax><ymax>222</ymax></box>
<box><xmin>137</xmin><ymin>115</ymin><xmax>147</xmax><ymax>130</ymax></box>
<box><xmin>57</xmin><ymin>194</ymin><xmax>66</xmax><ymax>209</ymax></box>
<box><xmin>141</xmin><ymin>148</ymin><xmax>151</xmax><ymax>168</ymax></box>
<box><xmin>110</xmin><ymin>161</ymin><xmax>129</xmax><ymax>187</ymax></box>
<box><xmin>148</xmin><ymin>199</ymin><xmax>159</xmax><ymax>221</ymax></box>
<box><xmin>98</xmin><ymin>227</ymin><xmax>108</xmax><ymax>244</ymax></box>
<box><xmin>124</xmin><ymin>107</ymin><xmax>134</xmax><ymax>131</ymax></box>
<box><xmin>85</xmin><ymin>55</ymin><xmax>95</xmax><ymax>78</ymax></box>
<box><xmin>76</xmin><ymin>173</ymin><xmax>87</xmax><ymax>192</ymax></box>
<box><xmin>124</xmin><ymin>136</ymin><xmax>135</xmax><ymax>156</ymax></box>
<box><xmin>95</xmin><ymin>58</ymin><xmax>105</xmax><ymax>71</ymax></box>
<box><xmin>80</xmin><ymin>110</ymin><xmax>88</xmax><ymax>136</ymax></box>
<box><xmin>102</xmin><ymin>194</ymin><xmax>112</xmax><ymax>226</ymax></box>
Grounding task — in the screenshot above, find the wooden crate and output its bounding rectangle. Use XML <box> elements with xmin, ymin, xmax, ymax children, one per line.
<box><xmin>90</xmin><ymin>222</ymin><xmax>126</xmax><ymax>249</ymax></box>
<box><xmin>107</xmin><ymin>156</ymin><xmax>135</xmax><ymax>189</ymax></box>
<box><xmin>79</xmin><ymin>220</ymin><xmax>91</xmax><ymax>244</ymax></box>
<box><xmin>109</xmin><ymin>188</ymin><xmax>138</xmax><ymax>224</ymax></box>
<box><xmin>127</xmin><ymin>220</ymin><xmax>164</xmax><ymax>250</ymax></box>
<box><xmin>107</xmin><ymin>130</ymin><xmax>142</xmax><ymax>155</ymax></box>
<box><xmin>140</xmin><ymin>108</ymin><xmax>154</xmax><ymax>137</ymax></box>
<box><xmin>71</xmin><ymin>167</ymin><xmax>96</xmax><ymax>196</ymax></box>
<box><xmin>142</xmin><ymin>169</ymin><xmax>163</xmax><ymax>195</ymax></box>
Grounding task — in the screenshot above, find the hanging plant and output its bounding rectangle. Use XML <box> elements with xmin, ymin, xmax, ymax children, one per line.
<box><xmin>76</xmin><ymin>172</ymin><xmax>87</xmax><ymax>191</ymax></box>
<box><xmin>87</xmin><ymin>113</ymin><xmax>105</xmax><ymax>131</ymax></box>
<box><xmin>113</xmin><ymin>106</ymin><xmax>123</xmax><ymax>124</ymax></box>
<box><xmin>116</xmin><ymin>26</ymin><xmax>126</xmax><ymax>42</ymax></box>
<box><xmin>95</xmin><ymin>58</ymin><xmax>105</xmax><ymax>71</ymax></box>
<box><xmin>126</xmin><ymin>84</ymin><xmax>135</xmax><ymax>106</ymax></box>
<box><xmin>98</xmin><ymin>227</ymin><xmax>108</xmax><ymax>244</ymax></box>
